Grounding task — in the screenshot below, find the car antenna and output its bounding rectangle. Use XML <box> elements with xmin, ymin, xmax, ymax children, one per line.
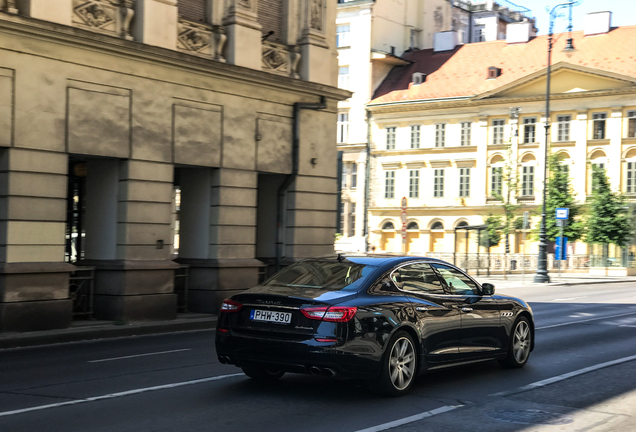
<box><xmin>337</xmin><ymin>253</ymin><xmax>345</xmax><ymax>262</ymax></box>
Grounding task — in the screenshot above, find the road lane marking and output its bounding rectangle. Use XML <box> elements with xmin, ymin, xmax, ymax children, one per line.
<box><xmin>537</xmin><ymin>311</ymin><xmax>636</xmax><ymax>330</ymax></box>
<box><xmin>490</xmin><ymin>354</ymin><xmax>636</xmax><ymax>397</ymax></box>
<box><xmin>353</xmin><ymin>405</ymin><xmax>464</xmax><ymax>432</ymax></box>
<box><xmin>0</xmin><ymin>373</ymin><xmax>244</xmax><ymax>418</ymax></box>
<box><xmin>551</xmin><ymin>296</ymin><xmax>587</xmax><ymax>302</ymax></box>
<box><xmin>88</xmin><ymin>349</ymin><xmax>191</xmax><ymax>363</ymax></box>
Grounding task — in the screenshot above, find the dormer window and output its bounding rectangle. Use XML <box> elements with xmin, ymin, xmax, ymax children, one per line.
<box><xmin>487</xmin><ymin>66</ymin><xmax>502</xmax><ymax>79</ymax></box>
<box><xmin>412</xmin><ymin>72</ymin><xmax>426</xmax><ymax>85</ymax></box>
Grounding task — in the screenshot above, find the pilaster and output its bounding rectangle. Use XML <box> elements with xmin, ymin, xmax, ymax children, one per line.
<box><xmin>133</xmin><ymin>0</ymin><xmax>178</xmax><ymax>49</ymax></box>
<box><xmin>297</xmin><ymin>0</ymin><xmax>333</xmax><ymax>85</ymax></box>
<box><xmin>222</xmin><ymin>0</ymin><xmax>262</xmax><ymax>69</ymax></box>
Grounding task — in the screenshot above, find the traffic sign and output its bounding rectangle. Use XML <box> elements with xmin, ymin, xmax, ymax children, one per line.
<box><xmin>556</xmin><ymin>208</ymin><xmax>569</xmax><ymax>220</ymax></box>
<box><xmin>555</xmin><ymin>236</ymin><xmax>568</xmax><ymax>260</ymax></box>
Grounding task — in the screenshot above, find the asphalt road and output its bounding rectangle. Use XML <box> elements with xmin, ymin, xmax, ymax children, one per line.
<box><xmin>1</xmin><ymin>282</ymin><xmax>635</xmax><ymax>432</ymax></box>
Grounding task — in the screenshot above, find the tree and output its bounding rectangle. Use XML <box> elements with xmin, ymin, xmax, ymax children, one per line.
<box><xmin>481</xmin><ymin>216</ymin><xmax>502</xmax><ymax>249</ymax></box>
<box><xmin>531</xmin><ymin>154</ymin><xmax>584</xmax><ymax>242</ymax></box>
<box><xmin>586</xmin><ymin>165</ymin><xmax>632</xmax><ymax>247</ymax></box>
<box><xmin>493</xmin><ymin>141</ymin><xmax>520</xmax><ymax>253</ymax></box>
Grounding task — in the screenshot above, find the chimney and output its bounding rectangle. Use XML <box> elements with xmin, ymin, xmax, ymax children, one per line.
<box><xmin>506</xmin><ymin>21</ymin><xmax>533</xmax><ymax>44</ymax></box>
<box><xmin>584</xmin><ymin>11</ymin><xmax>612</xmax><ymax>36</ymax></box>
<box><xmin>412</xmin><ymin>72</ymin><xmax>426</xmax><ymax>85</ymax></box>
<box><xmin>433</xmin><ymin>31</ymin><xmax>459</xmax><ymax>52</ymax></box>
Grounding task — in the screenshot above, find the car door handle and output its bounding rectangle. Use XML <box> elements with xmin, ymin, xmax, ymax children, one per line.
<box><xmin>416</xmin><ymin>307</ymin><xmax>428</xmax><ymax>311</ymax></box>
<box><xmin>461</xmin><ymin>307</ymin><xmax>473</xmax><ymax>312</ymax></box>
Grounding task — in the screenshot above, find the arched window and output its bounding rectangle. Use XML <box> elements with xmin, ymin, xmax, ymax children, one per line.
<box><xmin>488</xmin><ymin>154</ymin><xmax>505</xmax><ymax>197</ymax></box>
<box><xmin>520</xmin><ymin>153</ymin><xmax>537</xmax><ymax>197</ymax></box>
<box><xmin>382</xmin><ymin>221</ymin><xmax>395</xmax><ymax>230</ymax></box>
<box><xmin>588</xmin><ymin>149</ymin><xmax>608</xmax><ymax>194</ymax></box>
<box><xmin>407</xmin><ymin>222</ymin><xmax>419</xmax><ymax>230</ymax></box>
<box><xmin>625</xmin><ymin>148</ymin><xmax>636</xmax><ymax>193</ymax></box>
<box><xmin>457</xmin><ymin>221</ymin><xmax>468</xmax><ymax>228</ymax></box>
<box><xmin>431</xmin><ymin>221</ymin><xmax>444</xmax><ymax>230</ymax></box>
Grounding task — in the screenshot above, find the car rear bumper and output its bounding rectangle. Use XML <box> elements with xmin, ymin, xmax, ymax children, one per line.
<box><xmin>216</xmin><ymin>330</ymin><xmax>382</xmax><ymax>379</ymax></box>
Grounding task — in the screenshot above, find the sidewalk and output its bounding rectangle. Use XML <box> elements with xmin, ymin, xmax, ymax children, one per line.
<box><xmin>474</xmin><ymin>272</ymin><xmax>636</xmax><ymax>289</ymax></box>
<box><xmin>0</xmin><ymin>312</ymin><xmax>217</xmax><ymax>350</ymax></box>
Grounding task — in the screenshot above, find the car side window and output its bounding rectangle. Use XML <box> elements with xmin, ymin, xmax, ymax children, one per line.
<box><xmin>391</xmin><ymin>263</ymin><xmax>445</xmax><ymax>295</ymax></box>
<box><xmin>430</xmin><ymin>264</ymin><xmax>479</xmax><ymax>296</ymax></box>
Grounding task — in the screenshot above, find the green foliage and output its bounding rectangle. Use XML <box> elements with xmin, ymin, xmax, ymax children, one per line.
<box><xmin>493</xmin><ymin>141</ymin><xmax>521</xmax><ymax>240</ymax></box>
<box><xmin>586</xmin><ymin>165</ymin><xmax>632</xmax><ymax>246</ymax></box>
<box><xmin>532</xmin><ymin>154</ymin><xmax>585</xmax><ymax>242</ymax></box>
<box><xmin>481</xmin><ymin>216</ymin><xmax>502</xmax><ymax>248</ymax></box>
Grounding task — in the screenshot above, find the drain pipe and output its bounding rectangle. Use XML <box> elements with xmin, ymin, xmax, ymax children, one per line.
<box><xmin>363</xmin><ymin>109</ymin><xmax>372</xmax><ymax>252</ymax></box>
<box><xmin>276</xmin><ymin>96</ymin><xmax>327</xmax><ymax>270</ymax></box>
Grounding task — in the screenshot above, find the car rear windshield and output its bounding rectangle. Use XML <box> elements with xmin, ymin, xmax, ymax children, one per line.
<box><xmin>263</xmin><ymin>260</ymin><xmax>376</xmax><ymax>291</ymax></box>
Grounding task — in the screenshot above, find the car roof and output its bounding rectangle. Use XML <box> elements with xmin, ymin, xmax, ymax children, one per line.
<box><xmin>310</xmin><ymin>254</ymin><xmax>450</xmax><ymax>271</ymax></box>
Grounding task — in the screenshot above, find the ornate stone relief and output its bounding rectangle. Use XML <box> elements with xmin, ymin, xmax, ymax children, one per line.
<box><xmin>1</xmin><ymin>0</ymin><xmax>19</xmax><ymax>14</ymax></box>
<box><xmin>73</xmin><ymin>0</ymin><xmax>118</xmax><ymax>34</ymax></box>
<box><xmin>178</xmin><ymin>19</ymin><xmax>227</xmax><ymax>62</ymax></box>
<box><xmin>310</xmin><ymin>0</ymin><xmax>323</xmax><ymax>31</ymax></box>
<box><xmin>262</xmin><ymin>42</ymin><xmax>301</xmax><ymax>79</ymax></box>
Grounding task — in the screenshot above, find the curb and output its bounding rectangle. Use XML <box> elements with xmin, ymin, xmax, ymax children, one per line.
<box><xmin>0</xmin><ymin>317</ymin><xmax>217</xmax><ymax>350</ymax></box>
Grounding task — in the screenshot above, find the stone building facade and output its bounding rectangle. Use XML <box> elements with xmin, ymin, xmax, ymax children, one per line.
<box><xmin>0</xmin><ymin>0</ymin><xmax>348</xmax><ymax>332</ymax></box>
<box><xmin>367</xmin><ymin>15</ymin><xmax>636</xmax><ymax>262</ymax></box>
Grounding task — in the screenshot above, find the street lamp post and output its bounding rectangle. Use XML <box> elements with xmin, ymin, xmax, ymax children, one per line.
<box><xmin>534</xmin><ymin>1</ymin><xmax>577</xmax><ymax>283</ymax></box>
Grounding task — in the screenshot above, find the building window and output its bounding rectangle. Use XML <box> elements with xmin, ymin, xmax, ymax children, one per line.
<box><xmin>348</xmin><ymin>203</ymin><xmax>356</xmax><ymax>236</ymax></box>
<box><xmin>341</xmin><ymin>163</ymin><xmax>348</xmax><ymax>189</ymax></box>
<box><xmin>434</xmin><ymin>169</ymin><xmax>444</xmax><ymax>197</ymax></box>
<box><xmin>336</xmin><ymin>24</ymin><xmax>350</xmax><ymax>47</ymax></box>
<box><xmin>473</xmin><ymin>25</ymin><xmax>486</xmax><ymax>42</ymax></box>
<box><xmin>628</xmin><ymin>111</ymin><xmax>636</xmax><ymax>138</ymax></box>
<box><xmin>410</xmin><ymin>125</ymin><xmax>420</xmax><ymax>149</ymax></box>
<box><xmin>337</xmin><ymin>113</ymin><xmax>348</xmax><ymax>143</ymax></box>
<box><xmin>385</xmin><ymin>171</ymin><xmax>395</xmax><ymax>198</ymax></box>
<box><xmin>338</xmin><ymin>66</ymin><xmax>349</xmax><ymax>89</ymax></box>
<box><xmin>461</xmin><ymin>122</ymin><xmax>471</xmax><ymax>146</ymax></box>
<box><xmin>386</xmin><ymin>127</ymin><xmax>396</xmax><ymax>150</ymax></box>
<box><xmin>522</xmin><ymin>166</ymin><xmax>534</xmax><ymax>196</ymax></box>
<box><xmin>627</xmin><ymin>162</ymin><xmax>636</xmax><ymax>193</ymax></box>
<box><xmin>435</xmin><ymin>124</ymin><xmax>446</xmax><ymax>147</ymax></box>
<box><xmin>459</xmin><ymin>168</ymin><xmax>470</xmax><ymax>197</ymax></box>
<box><xmin>557</xmin><ymin>115</ymin><xmax>571</xmax><ymax>141</ymax></box>
<box><xmin>492</xmin><ymin>119</ymin><xmax>505</xmax><ymax>145</ymax></box>
<box><xmin>593</xmin><ymin>113</ymin><xmax>607</xmax><ymax>139</ymax></box>
<box><xmin>491</xmin><ymin>167</ymin><xmax>503</xmax><ymax>196</ymax></box>
<box><xmin>523</xmin><ymin>117</ymin><xmax>536</xmax><ymax>143</ymax></box>
<box><xmin>409</xmin><ymin>170</ymin><xmax>419</xmax><ymax>198</ymax></box>
<box><xmin>407</xmin><ymin>221</ymin><xmax>419</xmax><ymax>230</ymax></box>
<box><xmin>339</xmin><ymin>202</ymin><xmax>345</xmax><ymax>234</ymax></box>
<box><xmin>351</xmin><ymin>163</ymin><xmax>357</xmax><ymax>189</ymax></box>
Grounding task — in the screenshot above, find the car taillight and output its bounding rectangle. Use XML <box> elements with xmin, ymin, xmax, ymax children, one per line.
<box><xmin>220</xmin><ymin>298</ymin><xmax>242</xmax><ymax>313</ymax></box>
<box><xmin>301</xmin><ymin>306</ymin><xmax>357</xmax><ymax>322</ymax></box>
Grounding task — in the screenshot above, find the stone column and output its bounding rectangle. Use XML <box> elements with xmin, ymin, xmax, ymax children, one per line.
<box><xmin>0</xmin><ymin>148</ymin><xmax>73</xmax><ymax>332</ymax></box>
<box><xmin>133</xmin><ymin>0</ymin><xmax>178</xmax><ymax>49</ymax></box>
<box><xmin>177</xmin><ymin>168</ymin><xmax>261</xmax><ymax>313</ymax></box>
<box><xmin>88</xmin><ymin>160</ymin><xmax>178</xmax><ymax>321</ymax></box>
<box><xmin>222</xmin><ymin>0</ymin><xmax>262</xmax><ymax>69</ymax></box>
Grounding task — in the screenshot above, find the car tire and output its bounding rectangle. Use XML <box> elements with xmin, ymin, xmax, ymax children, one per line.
<box><xmin>371</xmin><ymin>330</ymin><xmax>417</xmax><ymax>397</ymax></box>
<box><xmin>499</xmin><ymin>316</ymin><xmax>532</xmax><ymax>369</ymax></box>
<box><xmin>241</xmin><ymin>365</ymin><xmax>285</xmax><ymax>381</ymax></box>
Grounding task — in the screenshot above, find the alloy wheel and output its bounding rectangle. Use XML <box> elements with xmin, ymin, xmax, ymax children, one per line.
<box><xmin>513</xmin><ymin>320</ymin><xmax>531</xmax><ymax>364</ymax></box>
<box><xmin>388</xmin><ymin>337</ymin><xmax>416</xmax><ymax>391</ymax></box>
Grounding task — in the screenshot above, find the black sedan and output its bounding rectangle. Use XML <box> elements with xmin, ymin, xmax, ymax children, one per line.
<box><xmin>215</xmin><ymin>254</ymin><xmax>534</xmax><ymax>396</ymax></box>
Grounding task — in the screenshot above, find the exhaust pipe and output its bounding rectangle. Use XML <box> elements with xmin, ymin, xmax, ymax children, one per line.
<box><xmin>322</xmin><ymin>368</ymin><xmax>337</xmax><ymax>377</ymax></box>
<box><xmin>309</xmin><ymin>366</ymin><xmax>322</xmax><ymax>376</ymax></box>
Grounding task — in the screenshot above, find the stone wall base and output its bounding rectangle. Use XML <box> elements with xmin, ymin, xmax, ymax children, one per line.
<box><xmin>0</xmin><ymin>299</ymin><xmax>72</xmax><ymax>332</ymax></box>
<box><xmin>94</xmin><ymin>293</ymin><xmax>177</xmax><ymax>321</ymax></box>
<box><xmin>176</xmin><ymin>258</ymin><xmax>263</xmax><ymax>313</ymax></box>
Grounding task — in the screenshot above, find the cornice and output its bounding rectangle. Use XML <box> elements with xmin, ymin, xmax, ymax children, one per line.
<box><xmin>372</xmin><ymin>146</ymin><xmax>478</xmax><ymax>156</ymax></box>
<box><xmin>0</xmin><ymin>14</ymin><xmax>350</xmax><ymax>102</ymax></box>
<box><xmin>368</xmin><ymin>88</ymin><xmax>636</xmax><ymax>115</ymax></box>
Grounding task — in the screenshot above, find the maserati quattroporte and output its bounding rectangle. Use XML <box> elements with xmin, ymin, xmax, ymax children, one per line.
<box><xmin>215</xmin><ymin>254</ymin><xmax>534</xmax><ymax>396</ymax></box>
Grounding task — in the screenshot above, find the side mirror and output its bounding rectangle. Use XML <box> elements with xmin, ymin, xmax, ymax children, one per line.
<box><xmin>481</xmin><ymin>283</ymin><xmax>495</xmax><ymax>296</ymax></box>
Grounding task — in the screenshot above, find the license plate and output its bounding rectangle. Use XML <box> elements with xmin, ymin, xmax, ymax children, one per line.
<box><xmin>250</xmin><ymin>309</ymin><xmax>292</xmax><ymax>324</ymax></box>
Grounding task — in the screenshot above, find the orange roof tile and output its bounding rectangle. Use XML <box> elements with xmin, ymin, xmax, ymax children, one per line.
<box><xmin>371</xmin><ymin>26</ymin><xmax>636</xmax><ymax>104</ymax></box>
